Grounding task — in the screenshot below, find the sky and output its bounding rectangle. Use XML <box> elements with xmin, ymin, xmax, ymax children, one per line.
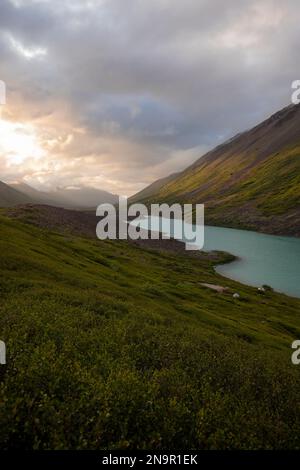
<box><xmin>0</xmin><ymin>0</ymin><xmax>298</xmax><ymax>196</ymax></box>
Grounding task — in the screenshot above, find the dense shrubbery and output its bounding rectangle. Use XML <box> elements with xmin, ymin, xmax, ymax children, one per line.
<box><xmin>0</xmin><ymin>215</ymin><xmax>300</xmax><ymax>449</ymax></box>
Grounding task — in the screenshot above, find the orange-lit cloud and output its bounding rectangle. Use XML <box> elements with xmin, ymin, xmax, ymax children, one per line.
<box><xmin>0</xmin><ymin>0</ymin><xmax>298</xmax><ymax>195</ymax></box>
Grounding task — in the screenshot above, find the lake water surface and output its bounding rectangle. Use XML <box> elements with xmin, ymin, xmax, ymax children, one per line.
<box><xmin>204</xmin><ymin>225</ymin><xmax>300</xmax><ymax>298</ymax></box>
<box><xmin>133</xmin><ymin>216</ymin><xmax>300</xmax><ymax>298</ymax></box>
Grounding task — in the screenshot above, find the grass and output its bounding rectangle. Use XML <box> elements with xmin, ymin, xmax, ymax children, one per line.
<box><xmin>0</xmin><ymin>214</ymin><xmax>300</xmax><ymax>449</ymax></box>
<box><xmin>135</xmin><ymin>145</ymin><xmax>300</xmax><ymax>235</ymax></box>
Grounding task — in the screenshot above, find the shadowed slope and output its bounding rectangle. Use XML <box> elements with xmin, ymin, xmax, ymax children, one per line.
<box><xmin>0</xmin><ymin>181</ymin><xmax>32</xmax><ymax>207</ymax></box>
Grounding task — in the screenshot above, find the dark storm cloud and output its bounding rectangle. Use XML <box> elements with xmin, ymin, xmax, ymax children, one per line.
<box><xmin>0</xmin><ymin>0</ymin><xmax>299</xmax><ymax>194</ymax></box>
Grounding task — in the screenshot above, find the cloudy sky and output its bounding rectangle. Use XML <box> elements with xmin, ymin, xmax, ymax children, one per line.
<box><xmin>0</xmin><ymin>0</ymin><xmax>298</xmax><ymax>195</ymax></box>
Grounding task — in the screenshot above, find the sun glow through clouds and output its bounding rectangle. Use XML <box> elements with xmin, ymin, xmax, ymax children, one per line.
<box><xmin>0</xmin><ymin>119</ymin><xmax>45</xmax><ymax>165</ymax></box>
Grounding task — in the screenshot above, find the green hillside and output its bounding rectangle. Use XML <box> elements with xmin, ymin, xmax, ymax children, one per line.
<box><xmin>0</xmin><ymin>209</ymin><xmax>300</xmax><ymax>449</ymax></box>
<box><xmin>132</xmin><ymin>105</ymin><xmax>300</xmax><ymax>236</ymax></box>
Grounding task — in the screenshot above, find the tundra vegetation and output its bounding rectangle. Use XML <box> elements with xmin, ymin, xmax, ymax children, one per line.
<box><xmin>0</xmin><ymin>210</ymin><xmax>300</xmax><ymax>449</ymax></box>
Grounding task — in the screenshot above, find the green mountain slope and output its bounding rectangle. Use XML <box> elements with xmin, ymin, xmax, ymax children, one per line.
<box><xmin>130</xmin><ymin>172</ymin><xmax>179</xmax><ymax>203</ymax></box>
<box><xmin>132</xmin><ymin>105</ymin><xmax>300</xmax><ymax>235</ymax></box>
<box><xmin>0</xmin><ymin>207</ymin><xmax>300</xmax><ymax>449</ymax></box>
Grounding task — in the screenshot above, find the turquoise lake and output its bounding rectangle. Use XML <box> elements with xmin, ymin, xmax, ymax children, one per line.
<box><xmin>132</xmin><ymin>217</ymin><xmax>300</xmax><ymax>298</ymax></box>
<box><xmin>204</xmin><ymin>225</ymin><xmax>300</xmax><ymax>298</ymax></box>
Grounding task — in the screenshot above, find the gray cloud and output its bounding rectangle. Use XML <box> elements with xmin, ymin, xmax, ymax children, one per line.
<box><xmin>0</xmin><ymin>0</ymin><xmax>299</xmax><ymax>194</ymax></box>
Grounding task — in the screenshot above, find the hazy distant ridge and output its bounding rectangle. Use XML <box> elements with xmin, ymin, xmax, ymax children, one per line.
<box><xmin>3</xmin><ymin>182</ymin><xmax>118</xmax><ymax>210</ymax></box>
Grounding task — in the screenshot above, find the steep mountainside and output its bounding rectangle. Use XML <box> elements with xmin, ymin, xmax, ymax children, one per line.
<box><xmin>130</xmin><ymin>172</ymin><xmax>179</xmax><ymax>203</ymax></box>
<box><xmin>132</xmin><ymin>104</ymin><xmax>300</xmax><ymax>236</ymax></box>
<box><xmin>0</xmin><ymin>181</ymin><xmax>32</xmax><ymax>207</ymax></box>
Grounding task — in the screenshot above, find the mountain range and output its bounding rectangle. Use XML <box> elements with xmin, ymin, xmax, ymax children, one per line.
<box><xmin>0</xmin><ymin>181</ymin><xmax>118</xmax><ymax>209</ymax></box>
<box><xmin>1</xmin><ymin>104</ymin><xmax>299</xmax><ymax>235</ymax></box>
<box><xmin>131</xmin><ymin>104</ymin><xmax>300</xmax><ymax>236</ymax></box>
